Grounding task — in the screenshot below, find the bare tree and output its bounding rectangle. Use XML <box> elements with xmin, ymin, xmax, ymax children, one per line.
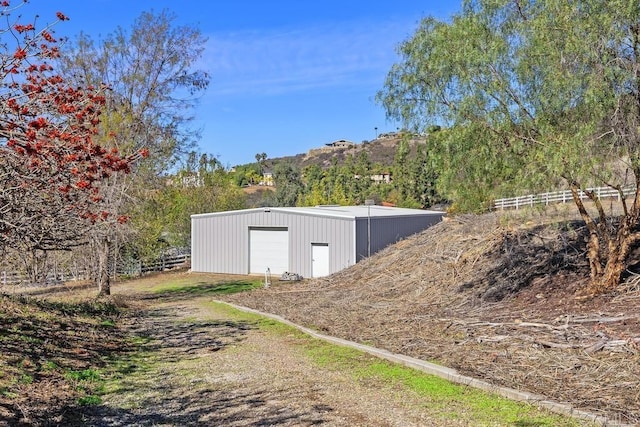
<box><xmin>59</xmin><ymin>10</ymin><xmax>210</xmax><ymax>295</ymax></box>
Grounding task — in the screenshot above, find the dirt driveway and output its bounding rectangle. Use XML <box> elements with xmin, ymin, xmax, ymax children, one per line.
<box><xmin>79</xmin><ymin>282</ymin><xmax>466</xmax><ymax>427</ymax></box>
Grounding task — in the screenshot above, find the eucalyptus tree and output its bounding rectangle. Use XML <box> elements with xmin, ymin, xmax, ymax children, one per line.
<box><xmin>391</xmin><ymin>139</ymin><xmax>412</xmax><ymax>203</ymax></box>
<box><xmin>272</xmin><ymin>162</ymin><xmax>303</xmax><ymax>207</ymax></box>
<box><xmin>408</xmin><ymin>144</ymin><xmax>442</xmax><ymax>208</ymax></box>
<box><xmin>351</xmin><ymin>151</ymin><xmax>375</xmax><ymax>203</ymax></box>
<box><xmin>59</xmin><ymin>10</ymin><xmax>209</xmax><ymax>295</ymax></box>
<box><xmin>377</xmin><ymin>0</ymin><xmax>640</xmax><ymax>293</ymax></box>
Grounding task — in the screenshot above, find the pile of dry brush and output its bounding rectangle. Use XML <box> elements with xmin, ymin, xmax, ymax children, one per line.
<box><xmin>224</xmin><ymin>209</ymin><xmax>640</xmax><ymax>424</ymax></box>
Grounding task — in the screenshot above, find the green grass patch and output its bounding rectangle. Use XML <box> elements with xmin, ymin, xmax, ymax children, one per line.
<box><xmin>77</xmin><ymin>395</ymin><xmax>102</xmax><ymax>406</ymax></box>
<box><xmin>203</xmin><ymin>301</ymin><xmax>306</xmax><ymax>337</ymax></box>
<box><xmin>65</xmin><ymin>368</ymin><xmax>102</xmax><ymax>383</ymax></box>
<box><xmin>99</xmin><ymin>319</ymin><xmax>116</xmax><ymax>327</ymax></box>
<box><xmin>152</xmin><ymin>279</ymin><xmax>263</xmax><ymax>297</ymax></box>
<box><xmin>1</xmin><ymin>390</ymin><xmax>18</xmax><ymax>399</ymax></box>
<box><xmin>98</xmin><ymin>334</ymin><xmax>158</xmax><ymax>399</ymax></box>
<box><xmin>206</xmin><ymin>302</ymin><xmax>587</xmax><ymax>426</ymax></box>
<box><xmin>42</xmin><ymin>361</ymin><xmax>58</xmax><ymax>372</ymax></box>
<box><xmin>18</xmin><ymin>374</ymin><xmax>33</xmax><ymax>385</ymax></box>
<box><xmin>64</xmin><ymin>368</ymin><xmax>105</xmax><ymax>406</ymax></box>
<box><xmin>302</xmin><ymin>340</ymin><xmax>585</xmax><ymax>426</ymax></box>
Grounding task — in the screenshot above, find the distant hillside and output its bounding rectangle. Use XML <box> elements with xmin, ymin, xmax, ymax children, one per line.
<box><xmin>248</xmin><ymin>132</ymin><xmax>426</xmax><ymax>171</ymax></box>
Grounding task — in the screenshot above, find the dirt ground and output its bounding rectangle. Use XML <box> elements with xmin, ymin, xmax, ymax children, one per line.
<box><xmin>221</xmin><ymin>210</ymin><xmax>640</xmax><ymax>425</ymax></box>
<box><xmin>76</xmin><ymin>293</ymin><xmax>474</xmax><ymax>427</ymax></box>
<box><xmin>3</xmin><ymin>208</ymin><xmax>639</xmax><ymax>426</ymax></box>
<box><xmin>4</xmin><ymin>278</ymin><xmax>478</xmax><ymax>426</ymax></box>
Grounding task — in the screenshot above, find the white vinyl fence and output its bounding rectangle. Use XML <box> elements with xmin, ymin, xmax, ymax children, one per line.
<box><xmin>493</xmin><ymin>186</ymin><xmax>637</xmax><ymax>210</ymax></box>
<box><xmin>0</xmin><ymin>263</ymin><xmax>90</xmax><ymax>287</ymax></box>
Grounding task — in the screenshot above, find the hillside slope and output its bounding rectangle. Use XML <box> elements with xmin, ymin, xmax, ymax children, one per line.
<box><xmin>256</xmin><ymin>132</ymin><xmax>424</xmax><ymax>171</ymax></box>
<box><xmin>223</xmin><ymin>209</ymin><xmax>640</xmax><ymax>424</ymax></box>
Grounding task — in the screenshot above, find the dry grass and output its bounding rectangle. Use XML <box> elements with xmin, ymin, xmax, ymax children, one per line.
<box><xmin>223</xmin><ymin>208</ymin><xmax>640</xmax><ymax>425</ymax></box>
<box><xmin>0</xmin><ymin>293</ymin><xmax>132</xmax><ymax>426</ymax></box>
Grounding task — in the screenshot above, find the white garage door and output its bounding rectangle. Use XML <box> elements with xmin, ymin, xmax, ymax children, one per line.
<box><xmin>249</xmin><ymin>228</ymin><xmax>289</xmax><ymax>274</ymax></box>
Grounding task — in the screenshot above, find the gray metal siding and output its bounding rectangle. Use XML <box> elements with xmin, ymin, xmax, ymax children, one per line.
<box><xmin>191</xmin><ymin>209</ymin><xmax>355</xmax><ymax>277</ymax></box>
<box><xmin>192</xmin><ymin>211</ymin><xmax>251</xmax><ymax>274</ymax></box>
<box><xmin>355</xmin><ymin>213</ymin><xmax>444</xmax><ymax>261</ymax></box>
<box><xmin>290</xmin><ymin>213</ymin><xmax>354</xmax><ymax>277</ymax></box>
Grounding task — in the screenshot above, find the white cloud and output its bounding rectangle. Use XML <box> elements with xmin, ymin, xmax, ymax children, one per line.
<box><xmin>201</xmin><ymin>17</ymin><xmax>418</xmax><ymax>97</ymax></box>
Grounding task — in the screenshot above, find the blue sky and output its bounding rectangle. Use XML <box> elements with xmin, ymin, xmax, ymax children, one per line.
<box><xmin>24</xmin><ymin>1</ymin><xmax>460</xmax><ymax>167</ymax></box>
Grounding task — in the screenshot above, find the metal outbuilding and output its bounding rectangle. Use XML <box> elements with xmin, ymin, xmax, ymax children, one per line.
<box><xmin>191</xmin><ymin>205</ymin><xmax>445</xmax><ymax>278</ymax></box>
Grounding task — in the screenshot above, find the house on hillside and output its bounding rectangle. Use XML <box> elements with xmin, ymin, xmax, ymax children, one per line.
<box><xmin>370</xmin><ymin>172</ymin><xmax>392</xmax><ymax>184</ymax></box>
<box><xmin>326</xmin><ymin>139</ymin><xmax>355</xmax><ymax>148</ymax></box>
<box><xmin>165</xmin><ymin>172</ymin><xmax>203</xmax><ymax>188</ymax></box>
<box><xmin>191</xmin><ymin>205</ymin><xmax>445</xmax><ymax>278</ymax></box>
<box><xmin>353</xmin><ymin>172</ymin><xmax>393</xmax><ymax>184</ymax></box>
<box><xmin>260</xmin><ymin>171</ymin><xmax>274</xmax><ymax>186</ymax></box>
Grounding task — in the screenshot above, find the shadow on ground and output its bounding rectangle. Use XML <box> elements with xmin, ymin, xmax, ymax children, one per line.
<box><xmin>67</xmin><ymin>387</ymin><xmax>331</xmax><ymax>426</ymax></box>
<box><xmin>125</xmin><ymin>305</ymin><xmax>255</xmax><ymax>358</ymax></box>
<box><xmin>57</xmin><ymin>304</ymin><xmax>331</xmax><ymax>426</ymax></box>
<box><xmin>0</xmin><ymin>294</ymin><xmax>130</xmax><ymax>426</ymax></box>
<box><xmin>136</xmin><ymin>280</ymin><xmax>263</xmax><ymax>303</ymax></box>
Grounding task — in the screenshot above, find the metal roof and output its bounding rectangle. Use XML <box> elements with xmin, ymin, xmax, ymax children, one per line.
<box><xmin>192</xmin><ymin>205</ymin><xmax>445</xmax><ymax>220</ymax></box>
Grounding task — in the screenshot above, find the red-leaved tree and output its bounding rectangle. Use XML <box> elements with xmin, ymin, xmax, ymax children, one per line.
<box><xmin>0</xmin><ymin>2</ymin><xmax>138</xmax><ymax>285</ymax></box>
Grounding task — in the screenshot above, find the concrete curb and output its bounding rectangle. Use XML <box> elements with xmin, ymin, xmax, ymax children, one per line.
<box><xmin>216</xmin><ymin>300</ymin><xmax>633</xmax><ymax>427</ymax></box>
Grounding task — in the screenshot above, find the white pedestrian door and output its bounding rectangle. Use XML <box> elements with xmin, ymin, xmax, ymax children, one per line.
<box><xmin>311</xmin><ymin>243</ymin><xmax>330</xmax><ymax>278</ymax></box>
<box><xmin>249</xmin><ymin>228</ymin><xmax>289</xmax><ymax>274</ymax></box>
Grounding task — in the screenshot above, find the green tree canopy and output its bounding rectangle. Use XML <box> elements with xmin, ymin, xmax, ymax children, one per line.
<box><xmin>377</xmin><ymin>0</ymin><xmax>640</xmax><ymax>293</ymax></box>
<box><xmin>272</xmin><ymin>162</ymin><xmax>303</xmax><ymax>207</ymax></box>
<box><xmin>135</xmin><ymin>155</ymin><xmax>245</xmax><ymax>254</ymax></box>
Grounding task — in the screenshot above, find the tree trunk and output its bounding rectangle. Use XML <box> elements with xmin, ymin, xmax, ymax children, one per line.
<box><xmin>595</xmin><ymin>246</ymin><xmax>627</xmax><ymax>294</ymax></box>
<box><xmin>569</xmin><ymin>183</ymin><xmax>640</xmax><ymax>295</ymax></box>
<box><xmin>570</xmin><ymin>185</ymin><xmax>604</xmax><ymax>283</ymax></box>
<box><xmin>590</xmin><ymin>217</ymin><xmax>637</xmax><ymax>294</ymax></box>
<box><xmin>96</xmin><ymin>236</ymin><xmax>111</xmax><ymax>296</ymax></box>
<box><xmin>586</xmin><ymin>231</ymin><xmax>603</xmax><ymax>281</ymax></box>
<box><xmin>22</xmin><ymin>249</ymin><xmax>48</xmax><ymax>286</ymax></box>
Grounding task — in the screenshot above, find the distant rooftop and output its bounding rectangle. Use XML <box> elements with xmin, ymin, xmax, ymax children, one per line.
<box><xmin>325</xmin><ymin>139</ymin><xmax>355</xmax><ymax>147</ymax></box>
